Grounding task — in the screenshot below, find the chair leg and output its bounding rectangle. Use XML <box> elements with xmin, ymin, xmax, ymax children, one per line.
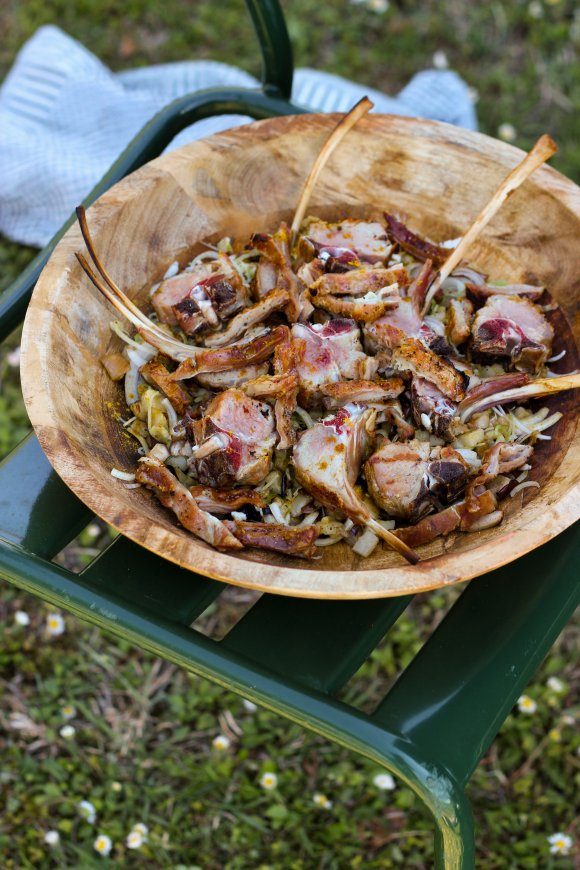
<box><xmin>433</xmin><ymin>789</ymin><xmax>475</xmax><ymax>870</ymax></box>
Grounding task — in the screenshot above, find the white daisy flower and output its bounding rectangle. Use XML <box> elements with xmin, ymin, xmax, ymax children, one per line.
<box><xmin>46</xmin><ymin>613</ymin><xmax>65</xmax><ymax>637</ymax></box>
<box><xmin>517</xmin><ymin>694</ymin><xmax>537</xmax><ymax>714</ymax></box>
<box><xmin>561</xmin><ymin>714</ymin><xmax>575</xmax><ymax>726</ymax></box>
<box><xmin>59</xmin><ymin>724</ymin><xmax>76</xmax><ymax>739</ymax></box>
<box><xmin>367</xmin><ymin>0</ymin><xmax>389</xmax><ymax>12</ymax></box>
<box><xmin>547</xmin><ymin>833</ymin><xmax>572</xmax><ymax>855</ymax></box>
<box><xmin>6</xmin><ymin>346</ymin><xmax>21</xmax><ymax>367</ymax></box>
<box><xmin>94</xmin><ymin>834</ymin><xmax>113</xmax><ymax>856</ymax></box>
<box><xmin>61</xmin><ymin>705</ymin><xmax>76</xmax><ymax>720</ymax></box>
<box><xmin>14</xmin><ymin>610</ymin><xmax>30</xmax><ymax>626</ymax></box>
<box><xmin>432</xmin><ymin>50</ymin><xmax>449</xmax><ymax>69</ymax></box>
<box><xmin>547</xmin><ymin>676</ymin><xmax>565</xmax><ymax>693</ymax></box>
<box><xmin>373</xmin><ymin>772</ymin><xmax>396</xmax><ymax>791</ymax></box>
<box><xmin>498</xmin><ymin>123</ymin><xmax>517</xmax><ymax>143</ymax></box>
<box><xmin>132</xmin><ymin>823</ymin><xmax>149</xmax><ymax>836</ymax></box>
<box><xmin>126</xmin><ymin>829</ymin><xmax>146</xmax><ymax>849</ymax></box>
<box><xmin>243</xmin><ymin>699</ymin><xmax>258</xmax><ymax>713</ymax></box>
<box><xmin>111</xmin><ymin>781</ymin><xmax>123</xmax><ymax>792</ymax></box>
<box><xmin>259</xmin><ymin>772</ymin><xmax>278</xmax><ymax>791</ymax></box>
<box><xmin>44</xmin><ymin>830</ymin><xmax>60</xmax><ymax>846</ymax></box>
<box><xmin>212</xmin><ymin>734</ymin><xmax>231</xmax><ymax>751</ymax></box>
<box><xmin>528</xmin><ymin>0</ymin><xmax>544</xmax><ymax>18</ymax></box>
<box><xmin>86</xmin><ymin>523</ymin><xmax>102</xmax><ymax>538</ymax></box>
<box><xmin>78</xmin><ymin>800</ymin><xmax>97</xmax><ymax>824</ymax></box>
<box><xmin>313</xmin><ymin>792</ymin><xmax>333</xmax><ymax>809</ymax></box>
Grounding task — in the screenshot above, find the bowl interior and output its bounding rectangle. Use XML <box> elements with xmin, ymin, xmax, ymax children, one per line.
<box><xmin>20</xmin><ymin>114</ymin><xmax>580</xmax><ymax>598</ymax></box>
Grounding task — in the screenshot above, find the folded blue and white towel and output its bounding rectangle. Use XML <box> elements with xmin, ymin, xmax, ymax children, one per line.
<box><xmin>0</xmin><ymin>25</ymin><xmax>477</xmax><ymax>247</ymax></box>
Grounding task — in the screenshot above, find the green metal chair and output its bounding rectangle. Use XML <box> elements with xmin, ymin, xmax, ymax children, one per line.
<box><xmin>0</xmin><ymin>3</ymin><xmax>577</xmax><ymax>865</ymax></box>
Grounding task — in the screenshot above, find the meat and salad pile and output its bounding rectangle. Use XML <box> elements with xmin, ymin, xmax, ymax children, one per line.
<box><xmin>99</xmin><ymin>213</ymin><xmax>566</xmax><ymax>563</ymax></box>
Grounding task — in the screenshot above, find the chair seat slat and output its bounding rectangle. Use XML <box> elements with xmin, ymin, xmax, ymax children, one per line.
<box><xmin>221</xmin><ymin>593</ymin><xmax>412</xmax><ymax>694</ymax></box>
<box><xmin>81</xmin><ymin>537</ymin><xmax>222</xmax><ymax>626</ymax></box>
<box><xmin>372</xmin><ymin>526</ymin><xmax>580</xmax><ymax>784</ymax></box>
<box><xmin>0</xmin><ymin>434</ymin><xmax>92</xmax><ymax>559</ymax></box>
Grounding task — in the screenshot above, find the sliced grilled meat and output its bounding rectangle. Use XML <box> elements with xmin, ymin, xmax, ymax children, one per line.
<box><xmin>383</xmin><ymin>213</ymin><xmax>449</xmax><ymax>266</ymax></box>
<box><xmin>392</xmin><ymin>338</ymin><xmax>466</xmax><ymax>400</ymax></box>
<box><xmin>365</xmin><ymin>440</ymin><xmax>431</xmax><ymax>520</ymax></box>
<box><xmin>135</xmin><ymin>457</ymin><xmax>242</xmax><ymax>549</ymax></box>
<box><xmin>310</xmin><ymin>266</ymin><xmax>408</xmax><ymax>297</ymax></box>
<box><xmin>171</xmin><ymin>326</ymin><xmax>287</xmax><ymax>380</ymax></box>
<box><xmin>223</xmin><ymin>520</ymin><xmax>319</xmax><ymax>559</ymax></box>
<box><xmin>292</xmin><ymin>319</ymin><xmax>377</xmax><ymax>406</ymax></box>
<box><xmin>189</xmin><ymin>389</ymin><xmax>276</xmax><ymax>487</ymax></box>
<box><xmin>202</xmin><ymin>288</ymin><xmax>290</xmax><ymax>348</ymax></box>
<box><xmin>251</xmin><ymin>223</ymin><xmax>309</xmax><ymax>321</ymax></box>
<box><xmin>306</xmin><ymin>219</ymin><xmax>393</xmax><ymax>264</ymax></box>
<box><xmin>471</xmin><ymin>295</ymin><xmax>554</xmax><ymax>372</ymax></box>
<box><xmin>394</xmin><ymin>490</ymin><xmax>499</xmax><ymax>548</ymax></box>
<box><xmin>140</xmin><ymin>358</ymin><xmax>191</xmax><ymax>415</ymax></box>
<box><xmin>365</xmin><ymin>440</ymin><xmax>469</xmax><ymax>520</ymax></box>
<box><xmin>446</xmin><ymin>298</ymin><xmax>473</xmax><ymax>346</ymax></box>
<box><xmin>411</xmin><ymin>377</ymin><xmax>457</xmax><ymax>439</ymax></box>
<box><xmin>320</xmin><ymin>378</ymin><xmax>404</xmax><ymax>409</ymax></box>
<box><xmin>188</xmin><ymin>485</ymin><xmax>266</xmax><ymax>514</ymax></box>
<box><xmin>293</xmin><ymin>404</ymin><xmax>376</xmax><ymax>523</ymax></box>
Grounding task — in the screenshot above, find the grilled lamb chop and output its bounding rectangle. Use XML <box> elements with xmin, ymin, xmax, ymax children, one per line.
<box><xmin>223</xmin><ymin>520</ymin><xmax>319</xmax><ymax>559</ymax></box>
<box><xmin>135</xmin><ymin>457</ymin><xmax>242</xmax><ymax>549</ymax></box>
<box><xmin>293</xmin><ymin>405</ymin><xmax>418</xmax><ymax>561</ymax></box>
<box><xmin>188</xmin><ymin>389</ymin><xmax>276</xmax><ymax>487</ymax></box>
<box><xmin>253</xmin><ymin>260</ymin><xmax>278</xmax><ymax>298</ymax></box>
<box><xmin>426</xmin><ymin>446</ymin><xmax>470</xmax><ymax>503</ymax></box>
<box><xmin>446</xmin><ymin>298</ymin><xmax>473</xmax><ymax>346</ymax></box>
<box><xmin>465</xmin><ymin>442</ymin><xmax>533</xmax><ymax>510</ymax></box>
<box><xmin>408</xmin><ymin>259</ymin><xmax>434</xmax><ymax>313</ymax></box>
<box><xmin>241</xmin><ymin>372</ymin><xmax>299</xmax><ymax>400</ymax></box>
<box><xmin>383</xmin><ymin>213</ymin><xmax>449</xmax><ymax>266</ymax></box>
<box><xmin>195</xmin><ymin>363</ymin><xmax>269</xmax><ymax>391</ymax></box>
<box><xmin>171</xmin><ymin>326</ymin><xmax>286</xmax><ymax>380</ymax></box>
<box><xmin>394</xmin><ymin>489</ymin><xmax>499</xmax><ymax>548</ymax></box>
<box><xmin>305</xmin><ymin>219</ymin><xmax>393</xmax><ymax>264</ymax></box>
<box><xmin>153</xmin><ymin>261</ymin><xmax>248</xmax><ymax>335</ymax></box>
<box><xmin>410</xmin><ymin>377</ymin><xmax>457</xmax><ymax>439</ymax></box>
<box><xmin>251</xmin><ymin>224</ymin><xmax>309</xmax><ymax>321</ymax></box>
<box><xmin>320</xmin><ymin>378</ymin><xmax>404</xmax><ymax>409</ymax></box>
<box><xmin>365</xmin><ymin>298</ymin><xmax>447</xmax><ymax>356</ymax></box>
<box><xmin>272</xmin><ymin>326</ymin><xmax>299</xmax><ymax>449</ymax></box>
<box><xmin>308</xmin><ymin>286</ymin><xmax>400</xmax><ymax>323</ymax></box>
<box><xmin>365</xmin><ymin>440</ymin><xmax>469</xmax><ymax>520</ymax></box>
<box><xmin>310</xmin><ymin>266</ymin><xmax>408</xmax><ymax>297</ymax></box>
<box><xmin>202</xmin><ymin>288</ymin><xmax>290</xmax><ymax>347</ymax></box>
<box><xmin>140</xmin><ymin>358</ymin><xmax>191</xmax><ymax>415</ymax></box>
<box><xmin>466</xmin><ymin>281</ymin><xmax>544</xmax><ymax>302</ymax></box>
<box><xmin>188</xmin><ymin>485</ymin><xmax>265</xmax><ymax>514</ymax></box>
<box><xmin>381</xmin><ymin>400</ymin><xmax>415</xmax><ymax>440</ymax></box>
<box><xmin>471</xmin><ymin>295</ymin><xmax>554</xmax><ymax>372</ymax></box>
<box><xmin>292</xmin><ymin>319</ymin><xmax>378</xmax><ymax>406</ymax></box>
<box><xmin>392</xmin><ymin>338</ymin><xmax>466</xmax><ymax>400</ymax></box>
<box><xmin>365</xmin><ymin>440</ymin><xmax>431</xmax><ymax>520</ymax></box>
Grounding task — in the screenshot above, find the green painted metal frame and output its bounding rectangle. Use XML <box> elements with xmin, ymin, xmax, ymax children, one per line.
<box><xmin>0</xmin><ymin>2</ymin><xmax>578</xmax><ymax>866</ymax></box>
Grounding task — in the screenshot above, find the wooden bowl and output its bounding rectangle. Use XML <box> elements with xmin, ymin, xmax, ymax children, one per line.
<box><xmin>21</xmin><ymin>114</ymin><xmax>580</xmax><ymax>599</ymax></box>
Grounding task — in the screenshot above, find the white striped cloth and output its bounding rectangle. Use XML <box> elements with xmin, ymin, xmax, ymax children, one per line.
<box><xmin>0</xmin><ymin>25</ymin><xmax>477</xmax><ymax>247</ymax></box>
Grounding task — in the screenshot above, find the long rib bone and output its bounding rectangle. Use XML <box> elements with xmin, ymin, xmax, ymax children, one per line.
<box><xmin>290</xmin><ymin>96</ymin><xmax>374</xmax><ymax>244</ymax></box>
<box><xmin>459</xmin><ymin>372</ymin><xmax>580</xmax><ymax>422</ymax></box>
<box><xmin>75</xmin><ymin>207</ymin><xmax>201</xmax><ymax>361</ymax></box>
<box><xmin>422</xmin><ymin>135</ymin><xmax>558</xmax><ymax>314</ymax></box>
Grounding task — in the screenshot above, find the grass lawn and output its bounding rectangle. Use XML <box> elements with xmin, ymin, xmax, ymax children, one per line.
<box><xmin>0</xmin><ymin>0</ymin><xmax>578</xmax><ymax>866</ymax></box>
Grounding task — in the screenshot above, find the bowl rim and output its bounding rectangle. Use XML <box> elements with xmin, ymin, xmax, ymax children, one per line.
<box><xmin>20</xmin><ymin>112</ymin><xmax>580</xmax><ymax>599</ymax></box>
